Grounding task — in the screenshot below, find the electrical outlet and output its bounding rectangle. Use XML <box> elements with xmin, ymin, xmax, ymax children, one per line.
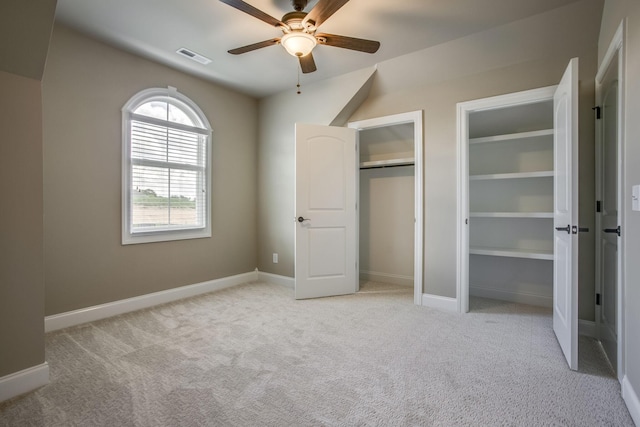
<box><xmin>633</xmin><ymin>185</ymin><xmax>640</xmax><ymax>211</ymax></box>
<box><xmin>272</xmin><ymin>253</ymin><xmax>278</xmax><ymax>263</ymax></box>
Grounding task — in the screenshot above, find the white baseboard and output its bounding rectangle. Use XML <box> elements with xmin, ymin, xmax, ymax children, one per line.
<box><xmin>0</xmin><ymin>362</ymin><xmax>49</xmax><ymax>403</ymax></box>
<box><xmin>257</xmin><ymin>271</ymin><xmax>295</xmax><ymax>288</ymax></box>
<box><xmin>421</xmin><ymin>293</ymin><xmax>458</xmax><ymax>311</ymax></box>
<box><xmin>359</xmin><ymin>270</ymin><xmax>413</xmax><ymax>287</ymax></box>
<box><xmin>45</xmin><ymin>271</ymin><xmax>258</xmax><ymax>332</ymax></box>
<box><xmin>469</xmin><ymin>285</ymin><xmax>552</xmax><ymax>308</ymax></box>
<box><xmin>578</xmin><ymin>320</ymin><xmax>597</xmax><ymax>338</ymax></box>
<box><xmin>622</xmin><ymin>375</ymin><xmax>640</xmax><ymax>426</ymax></box>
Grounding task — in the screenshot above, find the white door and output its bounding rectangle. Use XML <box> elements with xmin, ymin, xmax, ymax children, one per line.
<box><xmin>294</xmin><ymin>123</ymin><xmax>358</xmax><ymax>299</ymax></box>
<box><xmin>553</xmin><ymin>57</ymin><xmax>579</xmax><ymax>370</ymax></box>
<box><xmin>597</xmin><ymin>52</ymin><xmax>620</xmax><ymax>373</ymax></box>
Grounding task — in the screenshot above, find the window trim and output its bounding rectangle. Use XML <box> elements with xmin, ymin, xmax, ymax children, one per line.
<box><xmin>122</xmin><ymin>86</ymin><xmax>212</xmax><ymax>245</ymax></box>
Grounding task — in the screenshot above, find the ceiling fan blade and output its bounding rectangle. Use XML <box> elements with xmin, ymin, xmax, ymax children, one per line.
<box><xmin>219</xmin><ymin>0</ymin><xmax>285</xmax><ymax>28</ymax></box>
<box><xmin>299</xmin><ymin>53</ymin><xmax>317</xmax><ymax>73</ymax></box>
<box><xmin>228</xmin><ymin>38</ymin><xmax>281</xmax><ymax>55</ymax></box>
<box><xmin>316</xmin><ymin>33</ymin><xmax>380</xmax><ymax>53</ymax></box>
<box><xmin>303</xmin><ymin>0</ymin><xmax>350</xmax><ymax>28</ymax></box>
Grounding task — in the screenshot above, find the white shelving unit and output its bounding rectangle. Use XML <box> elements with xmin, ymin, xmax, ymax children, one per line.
<box><xmin>360</xmin><ymin>157</ymin><xmax>415</xmax><ymax>169</ymax></box>
<box><xmin>466</xmin><ymin>97</ymin><xmax>555</xmax><ymax>307</ymax></box>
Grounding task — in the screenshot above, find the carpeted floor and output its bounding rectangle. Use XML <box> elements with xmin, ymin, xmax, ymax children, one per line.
<box><xmin>0</xmin><ymin>281</ymin><xmax>634</xmax><ymax>426</ymax></box>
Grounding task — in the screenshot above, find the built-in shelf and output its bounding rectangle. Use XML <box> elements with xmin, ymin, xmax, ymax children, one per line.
<box><xmin>360</xmin><ymin>157</ymin><xmax>415</xmax><ymax>169</ymax></box>
<box><xmin>469</xmin><ymin>170</ymin><xmax>553</xmax><ymax>181</ymax></box>
<box><xmin>469</xmin><ymin>129</ymin><xmax>553</xmax><ymax>145</ymax></box>
<box><xmin>470</xmin><ymin>246</ymin><xmax>554</xmax><ymax>260</ymax></box>
<box><xmin>470</xmin><ymin>212</ymin><xmax>553</xmax><ymax>218</ymax></box>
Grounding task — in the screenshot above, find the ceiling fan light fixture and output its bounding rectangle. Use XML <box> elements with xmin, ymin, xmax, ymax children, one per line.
<box><xmin>281</xmin><ymin>32</ymin><xmax>317</xmax><ymax>57</ymax></box>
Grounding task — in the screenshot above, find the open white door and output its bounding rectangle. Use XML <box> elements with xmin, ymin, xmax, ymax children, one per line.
<box><xmin>553</xmin><ymin>57</ymin><xmax>579</xmax><ymax>370</ymax></box>
<box><xmin>295</xmin><ymin>123</ymin><xmax>358</xmax><ymax>299</ymax></box>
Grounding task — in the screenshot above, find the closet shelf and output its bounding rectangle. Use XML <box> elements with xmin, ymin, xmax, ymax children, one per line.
<box><xmin>470</xmin><ymin>246</ymin><xmax>553</xmax><ymax>260</ymax></box>
<box><xmin>469</xmin><ymin>129</ymin><xmax>553</xmax><ymax>145</ymax></box>
<box><xmin>469</xmin><ymin>170</ymin><xmax>553</xmax><ymax>181</ymax></box>
<box><xmin>360</xmin><ymin>158</ymin><xmax>415</xmax><ymax>169</ymax></box>
<box><xmin>470</xmin><ymin>212</ymin><xmax>553</xmax><ymax>218</ymax></box>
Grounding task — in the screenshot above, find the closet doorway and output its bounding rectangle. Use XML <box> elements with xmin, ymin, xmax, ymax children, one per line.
<box><xmin>348</xmin><ymin>111</ymin><xmax>423</xmax><ymax>305</ymax></box>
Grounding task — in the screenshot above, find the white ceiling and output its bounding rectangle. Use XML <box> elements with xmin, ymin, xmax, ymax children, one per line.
<box><xmin>54</xmin><ymin>0</ymin><xmax>583</xmax><ymax>98</ymax></box>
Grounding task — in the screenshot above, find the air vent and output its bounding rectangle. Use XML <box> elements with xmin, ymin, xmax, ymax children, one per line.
<box><xmin>176</xmin><ymin>48</ymin><xmax>212</xmax><ymax>65</ymax></box>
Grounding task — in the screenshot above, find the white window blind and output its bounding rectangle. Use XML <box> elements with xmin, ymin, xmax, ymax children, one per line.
<box><xmin>122</xmin><ymin>88</ymin><xmax>211</xmax><ymax>244</ymax></box>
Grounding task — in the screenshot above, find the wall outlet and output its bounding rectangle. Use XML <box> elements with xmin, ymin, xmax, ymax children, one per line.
<box><xmin>633</xmin><ymin>185</ymin><xmax>640</xmax><ymax>211</ymax></box>
<box><xmin>272</xmin><ymin>253</ymin><xmax>278</xmax><ymax>263</ymax></box>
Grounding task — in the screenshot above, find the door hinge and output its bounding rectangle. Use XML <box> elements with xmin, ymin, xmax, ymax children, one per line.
<box><xmin>592</xmin><ymin>106</ymin><xmax>601</xmax><ymax>119</ymax></box>
<box><xmin>596</xmin><ymin>200</ymin><xmax>601</xmax><ymax>213</ymax></box>
<box><xmin>596</xmin><ymin>293</ymin><xmax>601</xmax><ymax>306</ymax></box>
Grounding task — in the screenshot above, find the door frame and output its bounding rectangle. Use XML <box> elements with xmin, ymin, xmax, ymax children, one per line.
<box><xmin>348</xmin><ymin>111</ymin><xmax>424</xmax><ymax>305</ymax></box>
<box><xmin>595</xmin><ymin>20</ymin><xmax>625</xmax><ymax>382</ymax></box>
<box><xmin>456</xmin><ymin>86</ymin><xmax>556</xmax><ymax>313</ymax></box>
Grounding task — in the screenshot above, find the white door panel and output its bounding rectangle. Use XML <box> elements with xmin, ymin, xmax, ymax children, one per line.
<box><xmin>597</xmin><ymin>54</ymin><xmax>619</xmax><ymax>372</ymax></box>
<box><xmin>553</xmin><ymin>57</ymin><xmax>579</xmax><ymax>371</ymax></box>
<box><xmin>295</xmin><ymin>124</ymin><xmax>357</xmax><ymax>299</ymax></box>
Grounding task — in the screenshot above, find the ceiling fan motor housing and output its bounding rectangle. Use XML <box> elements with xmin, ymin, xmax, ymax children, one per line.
<box><xmin>282</xmin><ymin>11</ymin><xmax>314</xmax><ymax>32</ymax></box>
<box><xmin>291</xmin><ymin>0</ymin><xmax>309</xmax><ymax>12</ymax></box>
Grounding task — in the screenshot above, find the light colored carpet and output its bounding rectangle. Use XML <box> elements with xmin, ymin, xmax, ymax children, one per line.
<box><xmin>0</xmin><ymin>281</ymin><xmax>634</xmax><ymax>426</ymax></box>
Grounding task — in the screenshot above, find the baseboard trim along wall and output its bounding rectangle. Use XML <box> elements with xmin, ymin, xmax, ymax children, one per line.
<box><xmin>622</xmin><ymin>375</ymin><xmax>640</xmax><ymax>426</ymax></box>
<box><xmin>0</xmin><ymin>362</ymin><xmax>49</xmax><ymax>403</ymax></box>
<box><xmin>45</xmin><ymin>271</ymin><xmax>259</xmax><ymax>332</ymax></box>
<box><xmin>421</xmin><ymin>293</ymin><xmax>458</xmax><ymax>311</ymax></box>
<box><xmin>359</xmin><ymin>270</ymin><xmax>413</xmax><ymax>287</ymax></box>
<box><xmin>469</xmin><ymin>285</ymin><xmax>552</xmax><ymax>308</ymax></box>
<box><xmin>257</xmin><ymin>271</ymin><xmax>295</xmax><ymax>288</ymax></box>
<box><xmin>578</xmin><ymin>320</ymin><xmax>597</xmax><ymax>338</ymax></box>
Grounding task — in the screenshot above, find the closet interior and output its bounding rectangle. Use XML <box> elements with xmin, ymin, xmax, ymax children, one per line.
<box><xmin>358</xmin><ymin>123</ymin><xmax>415</xmax><ymax>290</ymax></box>
<box><xmin>467</xmin><ymin>99</ymin><xmax>555</xmax><ymax>307</ymax></box>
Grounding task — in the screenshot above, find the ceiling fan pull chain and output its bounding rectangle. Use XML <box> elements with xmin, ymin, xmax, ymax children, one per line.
<box><xmin>297</xmin><ymin>64</ymin><xmax>301</xmax><ymax>95</ymax></box>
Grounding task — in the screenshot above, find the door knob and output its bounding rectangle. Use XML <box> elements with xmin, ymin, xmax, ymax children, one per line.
<box><xmin>572</xmin><ymin>226</ymin><xmax>589</xmax><ymax>234</ymax></box>
<box><xmin>555</xmin><ymin>225</ymin><xmax>570</xmax><ymax>234</ymax></box>
<box><xmin>603</xmin><ymin>226</ymin><xmax>621</xmax><ymax>236</ymax></box>
<box><xmin>298</xmin><ymin>216</ymin><xmax>310</xmax><ymax>223</ymax></box>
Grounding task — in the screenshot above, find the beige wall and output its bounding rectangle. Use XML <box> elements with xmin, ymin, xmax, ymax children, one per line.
<box><xmin>42</xmin><ymin>25</ymin><xmax>259</xmax><ymax>315</ymax></box>
<box><xmin>0</xmin><ymin>71</ymin><xmax>46</xmax><ymax>377</ymax></box>
<box><xmin>348</xmin><ymin>0</ymin><xmax>601</xmax><ymax>320</ymax></box>
<box><xmin>599</xmin><ymin>0</ymin><xmax>640</xmax><ymax>416</ymax></box>
<box><xmin>0</xmin><ymin>0</ymin><xmax>56</xmax><ymax>382</ymax></box>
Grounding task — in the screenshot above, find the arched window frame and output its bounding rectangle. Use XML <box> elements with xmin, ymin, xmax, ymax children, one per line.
<box><xmin>122</xmin><ymin>86</ymin><xmax>212</xmax><ymax>245</ymax></box>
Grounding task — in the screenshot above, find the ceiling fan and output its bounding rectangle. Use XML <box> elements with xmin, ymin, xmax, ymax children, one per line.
<box><xmin>219</xmin><ymin>0</ymin><xmax>380</xmax><ymax>73</ymax></box>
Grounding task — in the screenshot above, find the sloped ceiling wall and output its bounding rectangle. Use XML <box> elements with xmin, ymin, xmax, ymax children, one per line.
<box><xmin>0</xmin><ymin>0</ymin><xmax>57</xmax><ymax>80</ymax></box>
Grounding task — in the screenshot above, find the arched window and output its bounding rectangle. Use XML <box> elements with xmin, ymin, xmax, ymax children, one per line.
<box><xmin>122</xmin><ymin>87</ymin><xmax>212</xmax><ymax>244</ymax></box>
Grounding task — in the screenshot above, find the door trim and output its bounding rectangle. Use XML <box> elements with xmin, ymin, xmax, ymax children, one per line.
<box><xmin>456</xmin><ymin>86</ymin><xmax>557</xmax><ymax>313</ymax></box>
<box><xmin>595</xmin><ymin>19</ymin><xmax>625</xmax><ymax>382</ymax></box>
<box><xmin>348</xmin><ymin>111</ymin><xmax>424</xmax><ymax>305</ymax></box>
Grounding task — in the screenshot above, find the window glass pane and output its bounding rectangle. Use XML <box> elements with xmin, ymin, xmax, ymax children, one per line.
<box><xmin>134</xmin><ymin>100</ymin><xmax>168</xmax><ymax>120</ymax></box>
<box><xmin>168</xmin><ymin>103</ymin><xmax>196</xmax><ymax>126</ymax></box>
<box><xmin>132</xmin><ymin>166</ymin><xmax>169</xmax><ymax>229</ymax></box>
<box><xmin>169</xmin><ymin>169</ymin><xmax>201</xmax><ymax>226</ymax></box>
